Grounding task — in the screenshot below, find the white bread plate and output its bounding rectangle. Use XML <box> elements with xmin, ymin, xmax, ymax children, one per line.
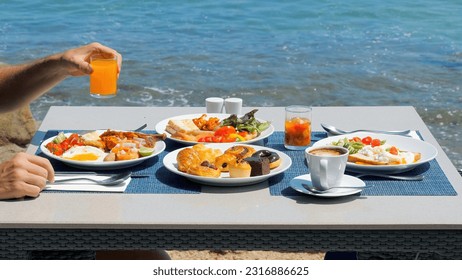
<box><xmin>155</xmin><ymin>113</ymin><xmax>275</xmax><ymax>145</ymax></box>
<box><xmin>163</xmin><ymin>143</ymin><xmax>291</xmax><ymax>186</ymax></box>
<box><xmin>312</xmin><ymin>132</ymin><xmax>437</xmax><ymax>174</ymax></box>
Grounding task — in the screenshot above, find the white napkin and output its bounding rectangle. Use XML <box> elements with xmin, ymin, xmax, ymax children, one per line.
<box><xmin>45</xmin><ymin>175</ymin><xmax>131</xmax><ymax>192</ymax></box>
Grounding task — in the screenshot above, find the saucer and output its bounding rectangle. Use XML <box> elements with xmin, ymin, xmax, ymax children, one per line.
<box><xmin>289</xmin><ymin>174</ymin><xmax>365</xmax><ymax>197</ymax></box>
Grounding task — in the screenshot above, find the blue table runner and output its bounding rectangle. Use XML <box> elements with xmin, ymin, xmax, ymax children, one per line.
<box><xmin>36</xmin><ymin>130</ymin><xmax>457</xmax><ymax>196</ymax></box>
<box><xmin>266</xmin><ymin>132</ymin><xmax>457</xmax><ymax>197</ymax></box>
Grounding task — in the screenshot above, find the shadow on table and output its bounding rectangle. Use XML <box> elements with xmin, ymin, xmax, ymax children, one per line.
<box><xmin>201</xmin><ymin>181</ymin><xmax>269</xmax><ymax>194</ymax></box>
<box><xmin>281</xmin><ymin>187</ymin><xmax>366</xmax><ymax>205</ymax></box>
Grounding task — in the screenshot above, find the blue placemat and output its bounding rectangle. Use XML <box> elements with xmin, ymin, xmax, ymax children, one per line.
<box><xmin>36</xmin><ymin>130</ymin><xmax>201</xmax><ymax>194</ymax></box>
<box><xmin>266</xmin><ymin>132</ymin><xmax>457</xmax><ymax>197</ymax></box>
<box><xmin>36</xmin><ymin>130</ymin><xmax>457</xmax><ymax>196</ymax></box>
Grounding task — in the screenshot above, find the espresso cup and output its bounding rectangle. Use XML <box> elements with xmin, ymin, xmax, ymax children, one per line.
<box><xmin>305</xmin><ymin>145</ymin><xmax>349</xmax><ymax>191</ymax></box>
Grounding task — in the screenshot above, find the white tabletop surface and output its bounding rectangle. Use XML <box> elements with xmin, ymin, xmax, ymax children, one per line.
<box><xmin>2</xmin><ymin>106</ymin><xmax>461</xmax><ymax>230</ymax></box>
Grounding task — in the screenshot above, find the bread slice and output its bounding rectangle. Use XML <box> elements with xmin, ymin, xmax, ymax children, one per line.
<box><xmin>348</xmin><ymin>152</ymin><xmax>422</xmax><ymax>165</ymax></box>
<box><xmin>166</xmin><ymin>119</ymin><xmax>200</xmax><ymax>134</ymax></box>
<box><xmin>81</xmin><ymin>130</ymin><xmax>105</xmax><ymax>150</ymax></box>
<box><xmin>348</xmin><ymin>153</ymin><xmax>392</xmax><ymax>165</ymax></box>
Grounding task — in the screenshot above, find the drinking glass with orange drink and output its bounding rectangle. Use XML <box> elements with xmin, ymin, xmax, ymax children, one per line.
<box><xmin>284</xmin><ymin>105</ymin><xmax>312</xmax><ymax>150</ymax></box>
<box><xmin>89</xmin><ymin>54</ymin><xmax>118</xmax><ymax>98</ymax></box>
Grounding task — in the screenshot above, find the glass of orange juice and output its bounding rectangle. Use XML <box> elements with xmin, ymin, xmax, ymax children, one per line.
<box><xmin>284</xmin><ymin>105</ymin><xmax>312</xmax><ymax>150</ymax></box>
<box><xmin>89</xmin><ymin>54</ymin><xmax>118</xmax><ymax>98</ymax></box>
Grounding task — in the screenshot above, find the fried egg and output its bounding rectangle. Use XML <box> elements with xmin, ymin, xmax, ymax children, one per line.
<box><xmin>358</xmin><ymin>144</ymin><xmax>416</xmax><ymax>164</ymax></box>
<box><xmin>62</xmin><ymin>146</ymin><xmax>106</xmax><ymax>162</ymax></box>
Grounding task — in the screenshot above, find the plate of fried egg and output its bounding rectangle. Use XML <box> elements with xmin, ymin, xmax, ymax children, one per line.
<box><xmin>40</xmin><ymin>130</ymin><xmax>166</xmax><ymax>170</ymax></box>
<box><xmin>312</xmin><ymin>132</ymin><xmax>437</xmax><ymax>174</ymax></box>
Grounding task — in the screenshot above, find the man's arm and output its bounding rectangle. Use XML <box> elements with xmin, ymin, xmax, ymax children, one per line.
<box><xmin>0</xmin><ymin>42</ymin><xmax>121</xmax><ymax>113</ymax></box>
<box><xmin>0</xmin><ymin>55</ymin><xmax>67</xmax><ymax>112</ymax></box>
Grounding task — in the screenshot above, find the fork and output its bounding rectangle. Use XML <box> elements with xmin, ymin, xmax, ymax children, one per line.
<box><xmin>52</xmin><ymin>172</ymin><xmax>132</xmax><ymax>186</ymax></box>
<box><xmin>321</xmin><ymin>123</ymin><xmax>412</xmax><ymax>136</ymax></box>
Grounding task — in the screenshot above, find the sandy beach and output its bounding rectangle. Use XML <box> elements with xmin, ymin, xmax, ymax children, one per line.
<box><xmin>167</xmin><ymin>250</ymin><xmax>325</xmax><ymax>260</ymax></box>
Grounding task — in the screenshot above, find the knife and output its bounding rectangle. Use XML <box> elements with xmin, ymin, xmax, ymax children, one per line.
<box><xmin>54</xmin><ymin>171</ymin><xmax>150</xmax><ymax>178</ymax></box>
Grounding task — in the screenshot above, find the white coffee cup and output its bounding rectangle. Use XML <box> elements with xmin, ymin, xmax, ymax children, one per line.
<box><xmin>206</xmin><ymin>97</ymin><xmax>224</xmax><ymax>113</ymax></box>
<box><xmin>305</xmin><ymin>145</ymin><xmax>349</xmax><ymax>191</ymax></box>
<box><xmin>224</xmin><ymin>97</ymin><xmax>243</xmax><ymax>115</ymax></box>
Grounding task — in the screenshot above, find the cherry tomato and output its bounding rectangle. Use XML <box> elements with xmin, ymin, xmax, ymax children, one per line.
<box><xmin>45</xmin><ymin>142</ymin><xmax>52</xmax><ymax>151</ymax></box>
<box><xmin>198</xmin><ymin>136</ymin><xmax>213</xmax><ymax>142</ymax></box>
<box><xmin>223</xmin><ymin>137</ymin><xmax>236</xmax><ymax>143</ymax></box>
<box><xmin>60</xmin><ymin>139</ymin><xmax>70</xmax><ymax>151</ymax></box>
<box><xmin>238</xmin><ymin>131</ymin><xmax>248</xmax><ymax>138</ymax></box>
<box><xmin>371</xmin><ymin>138</ymin><xmax>381</xmax><ymax>147</ymax></box>
<box><xmin>352</xmin><ymin>137</ymin><xmax>362</xmax><ymax>142</ymax></box>
<box><xmin>361</xmin><ymin>136</ymin><xmax>372</xmax><ymax>145</ymax></box>
<box><xmin>46</xmin><ymin>142</ymin><xmax>64</xmax><ymax>156</ymax></box>
<box><xmin>214</xmin><ymin>126</ymin><xmax>236</xmax><ymax>137</ymax></box>
<box><xmin>212</xmin><ymin>136</ymin><xmax>223</xmax><ymax>143</ymax></box>
<box><xmin>68</xmin><ymin>133</ymin><xmax>81</xmax><ymax>146</ymax></box>
<box><xmin>389</xmin><ymin>146</ymin><xmax>399</xmax><ymax>155</ymax></box>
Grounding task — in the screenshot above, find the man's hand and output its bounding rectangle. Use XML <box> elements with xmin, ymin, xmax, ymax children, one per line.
<box><xmin>60</xmin><ymin>42</ymin><xmax>122</xmax><ymax>77</ymax></box>
<box><xmin>0</xmin><ymin>153</ymin><xmax>54</xmax><ymax>200</ymax></box>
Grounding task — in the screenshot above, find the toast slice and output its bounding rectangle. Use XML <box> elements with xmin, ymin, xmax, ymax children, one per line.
<box><xmin>81</xmin><ymin>130</ymin><xmax>106</xmax><ymax>150</ymax></box>
<box><xmin>348</xmin><ymin>152</ymin><xmax>421</xmax><ymax>165</ymax></box>
<box><xmin>166</xmin><ymin>119</ymin><xmax>200</xmax><ymax>134</ymax></box>
<box><xmin>348</xmin><ymin>153</ymin><xmax>394</xmax><ymax>165</ymax></box>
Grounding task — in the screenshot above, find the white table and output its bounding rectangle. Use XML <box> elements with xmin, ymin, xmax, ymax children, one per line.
<box><xmin>1</xmin><ymin>106</ymin><xmax>462</xmax><ymax>259</ymax></box>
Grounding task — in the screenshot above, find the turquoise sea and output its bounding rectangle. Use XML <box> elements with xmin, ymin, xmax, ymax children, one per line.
<box><xmin>1</xmin><ymin>0</ymin><xmax>461</xmax><ymax>168</ymax></box>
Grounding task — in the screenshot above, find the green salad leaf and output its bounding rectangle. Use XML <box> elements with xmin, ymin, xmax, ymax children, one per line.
<box><xmin>331</xmin><ymin>137</ymin><xmax>364</xmax><ymax>154</ymax></box>
<box><xmin>221</xmin><ymin>109</ymin><xmax>271</xmax><ymax>133</ymax></box>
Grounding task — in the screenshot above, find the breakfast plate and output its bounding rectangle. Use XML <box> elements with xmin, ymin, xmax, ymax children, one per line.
<box><xmin>40</xmin><ymin>131</ymin><xmax>166</xmax><ymax>170</ymax></box>
<box><xmin>312</xmin><ymin>132</ymin><xmax>438</xmax><ymax>174</ymax></box>
<box><xmin>155</xmin><ymin>113</ymin><xmax>275</xmax><ymax>145</ymax></box>
<box><xmin>163</xmin><ymin>143</ymin><xmax>292</xmax><ymax>186</ymax></box>
<box><xmin>290</xmin><ymin>174</ymin><xmax>364</xmax><ymax>197</ymax></box>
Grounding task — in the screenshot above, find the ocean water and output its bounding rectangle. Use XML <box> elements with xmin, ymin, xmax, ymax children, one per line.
<box><xmin>1</xmin><ymin>0</ymin><xmax>462</xmax><ymax>168</ymax></box>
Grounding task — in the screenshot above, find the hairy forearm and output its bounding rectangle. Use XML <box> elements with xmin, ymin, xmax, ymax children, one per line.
<box><xmin>0</xmin><ymin>42</ymin><xmax>121</xmax><ymax>113</ymax></box>
<box><xmin>0</xmin><ymin>54</ymin><xmax>69</xmax><ymax>113</ymax></box>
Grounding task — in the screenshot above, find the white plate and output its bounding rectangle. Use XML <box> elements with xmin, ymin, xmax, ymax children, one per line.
<box><xmin>290</xmin><ymin>174</ymin><xmax>364</xmax><ymax>197</ymax></box>
<box><xmin>163</xmin><ymin>143</ymin><xmax>292</xmax><ymax>186</ymax></box>
<box><xmin>40</xmin><ymin>130</ymin><xmax>166</xmax><ymax>170</ymax></box>
<box><xmin>312</xmin><ymin>132</ymin><xmax>438</xmax><ymax>174</ymax></box>
<box><xmin>155</xmin><ymin>113</ymin><xmax>275</xmax><ymax>145</ymax></box>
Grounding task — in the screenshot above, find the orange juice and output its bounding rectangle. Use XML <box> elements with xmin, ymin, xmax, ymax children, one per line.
<box><xmin>284</xmin><ymin>117</ymin><xmax>311</xmax><ymax>147</ymax></box>
<box><xmin>90</xmin><ymin>56</ymin><xmax>117</xmax><ymax>97</ymax></box>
